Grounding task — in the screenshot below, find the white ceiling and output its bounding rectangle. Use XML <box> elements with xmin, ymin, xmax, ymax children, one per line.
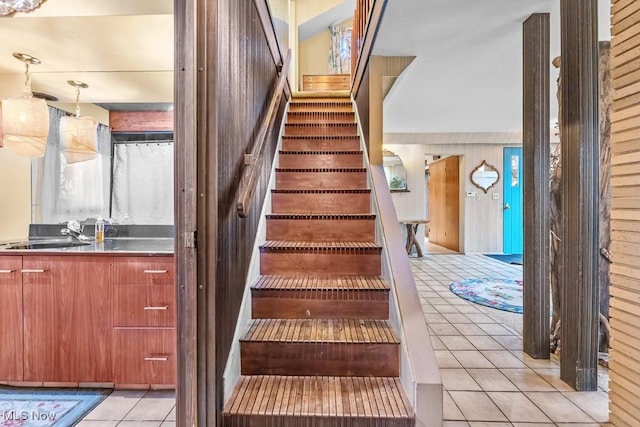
<box><xmin>374</xmin><ymin>0</ymin><xmax>611</xmax><ymax>141</ymax></box>
<box><xmin>0</xmin><ymin>0</ymin><xmax>173</xmax><ymax>106</ymax></box>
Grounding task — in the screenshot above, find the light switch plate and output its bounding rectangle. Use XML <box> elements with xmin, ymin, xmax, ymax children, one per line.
<box><xmin>466</xmin><ymin>192</ymin><xmax>475</xmax><ymax>198</ymax></box>
<box><xmin>492</xmin><ymin>193</ymin><xmax>499</xmax><ymax>200</ymax></box>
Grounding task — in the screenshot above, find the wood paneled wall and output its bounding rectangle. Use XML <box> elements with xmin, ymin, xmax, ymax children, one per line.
<box><xmin>213</xmin><ymin>0</ymin><xmax>286</xmax><ymax>420</ymax></box>
<box><xmin>109</xmin><ymin>111</ymin><xmax>174</xmax><ymax>132</ymax></box>
<box><xmin>610</xmin><ymin>0</ymin><xmax>640</xmax><ymax>424</ymax></box>
<box><xmin>428</xmin><ymin>156</ymin><xmax>460</xmax><ymax>252</ymax></box>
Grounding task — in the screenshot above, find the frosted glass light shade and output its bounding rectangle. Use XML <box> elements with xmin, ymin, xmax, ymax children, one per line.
<box><xmin>1</xmin><ymin>97</ymin><xmax>49</xmax><ymax>157</ymax></box>
<box><xmin>59</xmin><ymin>115</ymin><xmax>98</xmax><ymax>163</ymax></box>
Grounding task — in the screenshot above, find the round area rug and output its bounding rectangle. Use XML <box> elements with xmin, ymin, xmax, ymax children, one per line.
<box><xmin>449</xmin><ymin>278</ymin><xmax>523</xmax><ymax>314</ymax></box>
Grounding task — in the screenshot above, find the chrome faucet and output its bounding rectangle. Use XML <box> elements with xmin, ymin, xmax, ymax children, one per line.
<box><xmin>61</xmin><ymin>220</ymin><xmax>92</xmax><ymax>241</ymax></box>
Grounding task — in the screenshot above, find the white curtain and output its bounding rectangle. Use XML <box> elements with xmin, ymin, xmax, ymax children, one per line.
<box><xmin>111</xmin><ymin>142</ymin><xmax>174</xmax><ymax>225</ymax></box>
<box><xmin>33</xmin><ymin>107</ymin><xmax>110</xmax><ymax>224</ymax></box>
<box><xmin>329</xmin><ymin>25</ymin><xmax>352</xmax><ymax>74</ymax></box>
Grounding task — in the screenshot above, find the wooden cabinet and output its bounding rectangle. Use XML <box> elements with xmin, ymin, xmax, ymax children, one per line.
<box><xmin>0</xmin><ymin>256</ymin><xmax>23</xmax><ymax>381</ymax></box>
<box><xmin>112</xmin><ymin>256</ymin><xmax>175</xmax><ymax>386</ymax></box>
<box><xmin>23</xmin><ymin>256</ymin><xmax>112</xmax><ymax>383</ymax></box>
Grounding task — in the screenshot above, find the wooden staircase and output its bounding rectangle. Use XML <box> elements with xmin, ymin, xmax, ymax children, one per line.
<box><xmin>222</xmin><ymin>95</ymin><xmax>414</xmax><ymax>426</ymax></box>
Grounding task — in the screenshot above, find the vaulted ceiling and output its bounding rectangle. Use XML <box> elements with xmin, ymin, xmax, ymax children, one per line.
<box><xmin>374</xmin><ymin>0</ymin><xmax>611</xmax><ymax>142</ymax></box>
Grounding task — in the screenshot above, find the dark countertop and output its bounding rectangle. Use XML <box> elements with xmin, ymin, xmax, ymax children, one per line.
<box><xmin>0</xmin><ymin>238</ymin><xmax>174</xmax><ymax>256</ymax></box>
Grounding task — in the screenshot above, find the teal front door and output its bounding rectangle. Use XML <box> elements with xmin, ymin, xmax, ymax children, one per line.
<box><xmin>503</xmin><ymin>147</ymin><xmax>523</xmax><ymax>254</ymax></box>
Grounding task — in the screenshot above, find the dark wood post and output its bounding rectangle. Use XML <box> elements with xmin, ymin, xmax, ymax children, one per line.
<box><xmin>559</xmin><ymin>0</ymin><xmax>600</xmax><ymax>391</ymax></box>
<box><xmin>522</xmin><ymin>13</ymin><xmax>550</xmax><ymax>359</ymax></box>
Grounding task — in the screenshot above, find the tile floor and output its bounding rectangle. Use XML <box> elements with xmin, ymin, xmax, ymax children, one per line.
<box><xmin>77</xmin><ymin>248</ymin><xmax>610</xmax><ymax>426</ymax></box>
<box><xmin>412</xmin><ymin>250</ymin><xmax>610</xmax><ymax>427</ymax></box>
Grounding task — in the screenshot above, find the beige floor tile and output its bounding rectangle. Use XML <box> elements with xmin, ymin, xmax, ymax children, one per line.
<box><xmin>441</xmin><ymin>369</ymin><xmax>482</xmax><ymax>391</ymax></box>
<box><xmin>435</xmin><ymin>305</ymin><xmax>462</xmax><ymax>314</ymax></box>
<box><xmin>444</xmin><ymin>313</ymin><xmax>473</xmax><ymax>323</ymax></box>
<box><xmin>448</xmin><ymin>391</ymin><xmax>508</xmax><ymax>422</ymax></box>
<box><xmin>430</xmin><ymin>336</ymin><xmax>447</xmax><ymax>350</ymax></box>
<box><xmin>456</xmin><ymin>305</ymin><xmax>482</xmax><ymax>314</ymax></box>
<box><xmin>468</xmin><ymin>423</ymin><xmax>513</xmax><ymax>427</ymax></box>
<box><xmin>501</xmin><ymin>369</ymin><xmax>555</xmax><ymax>392</ymax></box>
<box><xmin>481</xmin><ymin>351</ymin><xmax>527</xmax><ymax>368</ymax></box>
<box><xmin>563</xmin><ymin>391</ymin><xmax>610</xmax><ymax>423</ymax></box>
<box><xmin>436</xmin><ymin>350</ymin><xmax>464</xmax><ymax>368</ymax></box>
<box><xmin>423</xmin><ymin>304</ymin><xmax>440</xmax><ymax>313</ymax></box>
<box><xmin>466</xmin><ymin>335</ymin><xmax>504</xmax><ymax>350</ymax></box>
<box><xmin>510</xmin><ymin>351</ymin><xmax>558</xmax><ymax>369</ymax></box>
<box><xmin>511</xmin><ymin>424</ymin><xmax>555</xmax><ymax>427</ymax></box>
<box><xmin>117</xmin><ymin>423</ymin><xmax>162</xmax><ymax>427</ymax></box>
<box><xmin>467</xmin><ymin>369</ymin><xmax>518</xmax><ymax>392</ymax></box>
<box><xmin>441</xmin><ymin>336</ymin><xmax>477</xmax><ymax>351</ymax></box>
<box><xmin>451</xmin><ymin>351</ymin><xmax>494</xmax><ymax>368</ymax></box>
<box><xmin>83</xmin><ymin>390</ymin><xmax>146</xmax><ymax>420</ymax></box>
<box><xmin>534</xmin><ymin>368</ymin><xmax>574</xmax><ymax>392</ymax></box>
<box><xmin>425</xmin><ymin>312</ymin><xmax>449</xmax><ymax>323</ymax></box>
<box><xmin>123</xmin><ymin>391</ymin><xmax>176</xmax><ymax>421</ymax></box>
<box><xmin>431</xmin><ymin>323</ymin><xmax>462</xmax><ymax>336</ymax></box>
<box><xmin>453</xmin><ymin>323</ymin><xmax>487</xmax><ymax>336</ymax></box>
<box><xmin>443</xmin><ymin>422</ymin><xmax>470</xmax><ymax>427</ymax></box>
<box><xmin>75</xmin><ymin>422</ymin><xmax>119</xmax><ymax>427</ymax></box>
<box><xmin>444</xmin><ymin>391</ymin><xmax>466</xmax><ymax>420</ymax></box>
<box><xmin>525</xmin><ymin>391</ymin><xmax>594</xmax><ymax>423</ymax></box>
<box><xmin>554</xmin><ymin>424</ymin><xmax>600</xmax><ymax>427</ymax></box>
<box><xmin>487</xmin><ymin>391</ymin><xmax>551</xmax><ymax>423</ymax></box>
<box><xmin>492</xmin><ymin>335</ymin><xmax>523</xmax><ymax>350</ymax></box>
<box><xmin>464</xmin><ymin>313</ymin><xmax>495</xmax><ymax>322</ymax></box>
<box><xmin>166</xmin><ymin>405</ymin><xmax>176</xmax><ymax>420</ymax></box>
<box><xmin>477</xmin><ymin>323</ymin><xmax>514</xmax><ymax>336</ymax></box>
<box><xmin>161</xmin><ymin>422</ymin><xmax>176</xmax><ymax>427</ymax></box>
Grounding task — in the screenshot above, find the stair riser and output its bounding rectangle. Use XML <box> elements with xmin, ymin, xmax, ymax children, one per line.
<box><xmin>284</xmin><ymin>125</ymin><xmax>358</xmax><ymax>137</ymax></box>
<box><xmin>251</xmin><ymin>290</ymin><xmax>389</xmax><ymax>319</ymax></box>
<box><xmin>288</xmin><ymin>104</ymin><xmax>353</xmax><ymax>113</ymax></box>
<box><xmin>272</xmin><ymin>193</ymin><xmax>370</xmax><ymax>214</ymax></box>
<box><xmin>241</xmin><ymin>342</ymin><xmax>399</xmax><ymax>376</ymax></box>
<box><xmin>287</xmin><ymin>113</ymin><xmax>355</xmax><ymax>124</ymax></box>
<box><xmin>279</xmin><ymin>154</ymin><xmax>363</xmax><ymax>169</ymax></box>
<box><xmin>281</xmin><ymin>138</ymin><xmax>361</xmax><ymax>151</ymax></box>
<box><xmin>266</xmin><ymin>218</ymin><xmax>375</xmax><ymax>241</ymax></box>
<box><xmin>260</xmin><ymin>252</ymin><xmax>381</xmax><ymax>275</ymax></box>
<box><xmin>276</xmin><ymin>171</ymin><xmax>367</xmax><ymax>190</ymax></box>
<box><xmin>223</xmin><ymin>415</ymin><xmax>414</xmax><ymax>427</ymax></box>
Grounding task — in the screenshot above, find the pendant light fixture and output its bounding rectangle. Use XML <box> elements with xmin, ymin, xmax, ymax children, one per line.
<box><xmin>1</xmin><ymin>52</ymin><xmax>50</xmax><ymax>157</ymax></box>
<box><xmin>59</xmin><ymin>80</ymin><xmax>98</xmax><ymax>164</ymax></box>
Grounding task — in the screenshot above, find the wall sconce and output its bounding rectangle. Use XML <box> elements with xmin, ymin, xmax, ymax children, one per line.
<box><xmin>0</xmin><ymin>52</ymin><xmax>50</xmax><ymax>157</ymax></box>
<box><xmin>59</xmin><ymin>80</ymin><xmax>98</xmax><ymax>164</ymax></box>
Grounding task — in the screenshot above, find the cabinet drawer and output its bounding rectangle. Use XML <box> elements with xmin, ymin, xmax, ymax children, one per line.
<box><xmin>113</xmin><ymin>329</ymin><xmax>176</xmax><ymax>385</ymax></box>
<box><xmin>113</xmin><ymin>257</ymin><xmax>175</xmax><ymax>285</ymax></box>
<box><xmin>113</xmin><ymin>285</ymin><xmax>175</xmax><ymax>327</ymax></box>
<box><xmin>0</xmin><ymin>256</ymin><xmax>21</xmax><ymax>285</ymax></box>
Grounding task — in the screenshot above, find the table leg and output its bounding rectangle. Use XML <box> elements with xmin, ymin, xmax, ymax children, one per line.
<box><xmin>412</xmin><ymin>224</ymin><xmax>424</xmax><ymax>258</ymax></box>
<box><xmin>405</xmin><ymin>224</ymin><xmax>413</xmax><ymax>254</ymax></box>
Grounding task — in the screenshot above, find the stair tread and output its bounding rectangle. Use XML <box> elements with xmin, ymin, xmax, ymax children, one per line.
<box><xmin>282</xmin><ymin>135</ymin><xmax>360</xmax><ymax>139</ymax></box>
<box><xmin>242</xmin><ymin>319</ymin><xmax>399</xmax><ymax>343</ymax></box>
<box><xmin>252</xmin><ymin>274</ymin><xmax>388</xmax><ymax>291</ymax></box>
<box><xmin>266</xmin><ymin>214</ymin><xmax>375</xmax><ymax>219</ymax></box>
<box><xmin>280</xmin><ymin>150</ymin><xmax>362</xmax><ymax>155</ymax></box>
<box><xmin>272</xmin><ymin>189</ymin><xmax>370</xmax><ymax>193</ymax></box>
<box><xmin>286</xmin><ymin>122</ymin><xmax>357</xmax><ymax>126</ymax></box>
<box><xmin>223</xmin><ymin>375</ymin><xmax>414</xmax><ymax>418</ymax></box>
<box><xmin>262</xmin><ymin>240</ymin><xmax>380</xmax><ymax>249</ymax></box>
<box><xmin>276</xmin><ymin>167</ymin><xmax>366</xmax><ymax>172</ymax></box>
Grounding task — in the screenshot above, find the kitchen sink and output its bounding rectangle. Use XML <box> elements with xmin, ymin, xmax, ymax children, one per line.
<box><xmin>2</xmin><ymin>240</ymin><xmax>91</xmax><ymax>250</ymax></box>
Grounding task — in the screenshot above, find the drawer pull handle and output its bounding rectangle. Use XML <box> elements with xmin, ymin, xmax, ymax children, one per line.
<box><xmin>0</xmin><ymin>270</ymin><xmax>14</xmax><ymax>274</ymax></box>
<box><xmin>21</xmin><ymin>269</ymin><xmax>46</xmax><ymax>273</ymax></box>
<box><xmin>144</xmin><ymin>306</ymin><xmax>169</xmax><ymax>311</ymax></box>
<box><xmin>144</xmin><ymin>356</ymin><xmax>169</xmax><ymax>362</ymax></box>
<box><xmin>143</xmin><ymin>270</ymin><xmax>168</xmax><ymax>274</ymax></box>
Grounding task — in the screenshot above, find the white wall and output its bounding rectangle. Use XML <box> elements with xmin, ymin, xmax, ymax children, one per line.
<box><xmin>384</xmin><ymin>141</ymin><xmax>520</xmax><ymax>254</ymax></box>
<box><xmin>0</xmin><ymin>147</ymin><xmax>31</xmax><ymax>241</ymax></box>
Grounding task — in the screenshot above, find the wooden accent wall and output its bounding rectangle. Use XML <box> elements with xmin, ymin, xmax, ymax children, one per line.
<box><xmin>610</xmin><ymin>0</ymin><xmax>640</xmax><ymax>424</ymax></box>
<box><xmin>109</xmin><ymin>111</ymin><xmax>174</xmax><ymax>132</ymax></box>
<box><xmin>428</xmin><ymin>156</ymin><xmax>460</xmax><ymax>252</ymax></box>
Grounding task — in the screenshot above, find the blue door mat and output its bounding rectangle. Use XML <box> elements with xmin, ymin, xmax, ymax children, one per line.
<box><xmin>0</xmin><ymin>387</ymin><xmax>110</xmax><ymax>426</ymax></box>
<box><xmin>484</xmin><ymin>253</ymin><xmax>523</xmax><ymax>265</ymax></box>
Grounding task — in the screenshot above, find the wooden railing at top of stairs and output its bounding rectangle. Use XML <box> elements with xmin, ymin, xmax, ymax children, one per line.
<box><xmin>237</xmin><ymin>50</ymin><xmax>291</xmax><ymax>218</ymax></box>
<box><xmin>351</xmin><ymin>0</ymin><xmax>388</xmax><ymax>98</ymax></box>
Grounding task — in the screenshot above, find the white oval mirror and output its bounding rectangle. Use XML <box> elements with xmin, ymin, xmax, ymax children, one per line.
<box><xmin>470</xmin><ymin>160</ymin><xmax>500</xmax><ymax>193</ymax></box>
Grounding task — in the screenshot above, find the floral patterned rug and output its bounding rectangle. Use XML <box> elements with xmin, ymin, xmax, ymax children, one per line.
<box><xmin>449</xmin><ymin>278</ymin><xmax>523</xmax><ymax>314</ymax></box>
<box><xmin>0</xmin><ymin>388</ymin><xmax>109</xmax><ymax>427</ymax></box>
